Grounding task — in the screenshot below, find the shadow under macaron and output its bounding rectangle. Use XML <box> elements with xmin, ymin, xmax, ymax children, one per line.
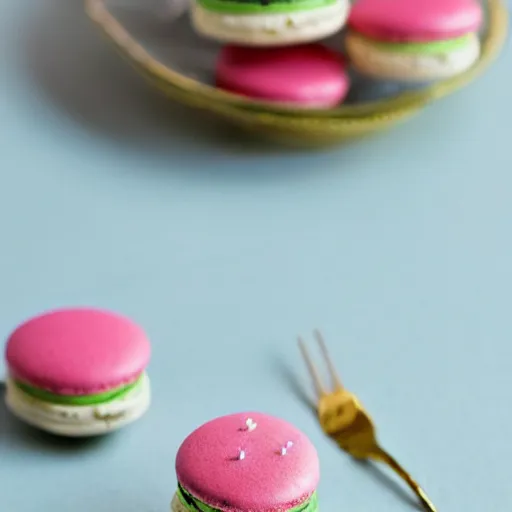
<box><xmin>344</xmin><ymin>75</ymin><xmax>434</xmax><ymax>104</ymax></box>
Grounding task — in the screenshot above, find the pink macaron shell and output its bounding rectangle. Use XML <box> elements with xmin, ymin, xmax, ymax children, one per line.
<box><xmin>348</xmin><ymin>0</ymin><xmax>483</xmax><ymax>42</ymax></box>
<box><xmin>216</xmin><ymin>45</ymin><xmax>350</xmax><ymax>108</ymax></box>
<box><xmin>176</xmin><ymin>412</ymin><xmax>320</xmax><ymax>512</ymax></box>
<box><xmin>5</xmin><ymin>307</ymin><xmax>150</xmax><ymax>395</ymax></box>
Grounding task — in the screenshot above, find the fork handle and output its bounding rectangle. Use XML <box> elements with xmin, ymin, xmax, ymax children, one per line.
<box><xmin>372</xmin><ymin>448</ymin><xmax>437</xmax><ymax>512</ymax></box>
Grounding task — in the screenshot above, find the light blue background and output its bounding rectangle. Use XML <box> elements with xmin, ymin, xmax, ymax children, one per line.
<box><xmin>1</xmin><ymin>1</ymin><xmax>511</xmax><ymax>511</ymax></box>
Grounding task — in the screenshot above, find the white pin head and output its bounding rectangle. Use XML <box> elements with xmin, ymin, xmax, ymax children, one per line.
<box><xmin>238</xmin><ymin>449</ymin><xmax>246</xmax><ymax>460</ymax></box>
<box><xmin>280</xmin><ymin>441</ymin><xmax>293</xmax><ymax>456</ymax></box>
<box><xmin>245</xmin><ymin>418</ymin><xmax>257</xmax><ymax>431</ymax></box>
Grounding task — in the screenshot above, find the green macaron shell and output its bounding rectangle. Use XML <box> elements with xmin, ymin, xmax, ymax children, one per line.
<box><xmin>358</xmin><ymin>33</ymin><xmax>475</xmax><ymax>55</ymax></box>
<box><xmin>14</xmin><ymin>374</ymin><xmax>144</xmax><ymax>406</ymax></box>
<box><xmin>177</xmin><ymin>484</ymin><xmax>319</xmax><ymax>512</ymax></box>
<box><xmin>197</xmin><ymin>0</ymin><xmax>337</xmax><ymax>15</ymax></box>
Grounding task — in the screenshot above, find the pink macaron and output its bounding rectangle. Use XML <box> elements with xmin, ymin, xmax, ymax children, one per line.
<box><xmin>345</xmin><ymin>0</ymin><xmax>484</xmax><ymax>81</ymax></box>
<box><xmin>173</xmin><ymin>412</ymin><xmax>320</xmax><ymax>512</ymax></box>
<box><xmin>216</xmin><ymin>44</ymin><xmax>351</xmax><ymax>109</ymax></box>
<box><xmin>4</xmin><ymin>307</ymin><xmax>152</xmax><ymax>436</ymax></box>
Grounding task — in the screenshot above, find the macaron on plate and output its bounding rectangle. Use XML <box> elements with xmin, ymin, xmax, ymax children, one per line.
<box><xmin>4</xmin><ymin>307</ymin><xmax>151</xmax><ymax>437</ymax></box>
<box><xmin>346</xmin><ymin>0</ymin><xmax>484</xmax><ymax>82</ymax></box>
<box><xmin>173</xmin><ymin>412</ymin><xmax>319</xmax><ymax>512</ymax></box>
<box><xmin>190</xmin><ymin>0</ymin><xmax>350</xmax><ymax>46</ymax></box>
<box><xmin>86</xmin><ymin>0</ymin><xmax>509</xmax><ymax>145</ymax></box>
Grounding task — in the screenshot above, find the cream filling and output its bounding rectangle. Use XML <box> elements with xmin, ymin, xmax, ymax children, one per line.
<box><xmin>191</xmin><ymin>0</ymin><xmax>349</xmax><ymax>45</ymax></box>
<box><xmin>346</xmin><ymin>31</ymin><xmax>481</xmax><ymax>81</ymax></box>
<box><xmin>171</xmin><ymin>493</ymin><xmax>188</xmax><ymax>512</ymax></box>
<box><xmin>5</xmin><ymin>373</ymin><xmax>151</xmax><ymax>436</ymax></box>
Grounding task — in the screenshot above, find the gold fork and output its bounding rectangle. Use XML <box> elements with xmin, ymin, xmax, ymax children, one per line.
<box><xmin>298</xmin><ymin>330</ymin><xmax>437</xmax><ymax>512</ymax></box>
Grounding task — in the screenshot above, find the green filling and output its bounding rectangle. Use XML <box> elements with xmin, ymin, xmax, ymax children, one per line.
<box><xmin>15</xmin><ymin>374</ymin><xmax>144</xmax><ymax>406</ymax></box>
<box><xmin>197</xmin><ymin>0</ymin><xmax>337</xmax><ymax>15</ymax></box>
<box><xmin>177</xmin><ymin>484</ymin><xmax>319</xmax><ymax>512</ymax></box>
<box><xmin>360</xmin><ymin>33</ymin><xmax>474</xmax><ymax>54</ymax></box>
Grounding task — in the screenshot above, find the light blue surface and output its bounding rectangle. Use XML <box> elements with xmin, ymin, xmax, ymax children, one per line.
<box><xmin>1</xmin><ymin>1</ymin><xmax>511</xmax><ymax>511</ymax></box>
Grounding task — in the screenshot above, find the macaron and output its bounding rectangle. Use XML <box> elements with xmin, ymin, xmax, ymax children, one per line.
<box><xmin>345</xmin><ymin>0</ymin><xmax>484</xmax><ymax>81</ymax></box>
<box><xmin>216</xmin><ymin>44</ymin><xmax>350</xmax><ymax>108</ymax></box>
<box><xmin>172</xmin><ymin>412</ymin><xmax>319</xmax><ymax>512</ymax></box>
<box><xmin>4</xmin><ymin>307</ymin><xmax>151</xmax><ymax>437</ymax></box>
<box><xmin>190</xmin><ymin>0</ymin><xmax>350</xmax><ymax>46</ymax></box>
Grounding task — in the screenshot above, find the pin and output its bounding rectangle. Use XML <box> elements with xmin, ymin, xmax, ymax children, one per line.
<box><xmin>238</xmin><ymin>449</ymin><xmax>246</xmax><ymax>460</ymax></box>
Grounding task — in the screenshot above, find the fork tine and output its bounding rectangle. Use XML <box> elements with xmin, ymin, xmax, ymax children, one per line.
<box><xmin>313</xmin><ymin>330</ymin><xmax>343</xmax><ymax>390</ymax></box>
<box><xmin>298</xmin><ymin>336</ymin><xmax>326</xmax><ymax>397</ymax></box>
